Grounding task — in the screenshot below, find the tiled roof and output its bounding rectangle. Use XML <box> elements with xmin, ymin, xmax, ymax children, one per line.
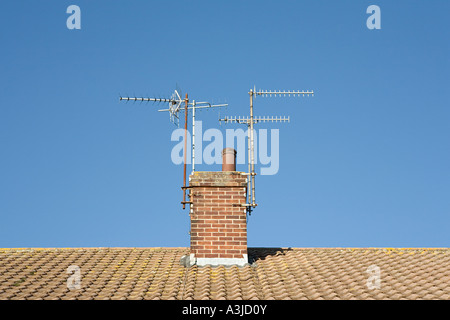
<box><xmin>0</xmin><ymin>247</ymin><xmax>448</xmax><ymax>300</ymax></box>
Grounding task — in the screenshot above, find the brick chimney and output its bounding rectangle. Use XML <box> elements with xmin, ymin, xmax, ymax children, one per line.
<box><xmin>183</xmin><ymin>149</ymin><xmax>248</xmax><ymax>267</ymax></box>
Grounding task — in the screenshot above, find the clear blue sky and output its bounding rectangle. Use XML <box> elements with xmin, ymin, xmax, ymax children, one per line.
<box><xmin>0</xmin><ymin>1</ymin><xmax>448</xmax><ymax>248</ymax></box>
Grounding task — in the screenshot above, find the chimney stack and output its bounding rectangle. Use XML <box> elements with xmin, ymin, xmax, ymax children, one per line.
<box><xmin>184</xmin><ymin>148</ymin><xmax>248</xmax><ymax>267</ymax></box>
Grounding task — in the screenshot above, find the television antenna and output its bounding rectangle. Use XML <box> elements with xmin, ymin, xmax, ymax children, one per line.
<box><xmin>119</xmin><ymin>86</ymin><xmax>227</xmax><ymax>210</ymax></box>
<box><xmin>219</xmin><ymin>86</ymin><xmax>314</xmax><ymax>215</ymax></box>
<box><xmin>119</xmin><ymin>87</ymin><xmax>185</xmax><ymax>126</ymax></box>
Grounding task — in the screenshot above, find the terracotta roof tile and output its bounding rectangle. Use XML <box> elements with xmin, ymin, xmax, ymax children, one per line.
<box><xmin>0</xmin><ymin>247</ymin><xmax>448</xmax><ymax>300</ymax></box>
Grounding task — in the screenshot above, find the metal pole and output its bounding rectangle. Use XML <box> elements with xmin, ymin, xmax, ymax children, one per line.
<box><xmin>247</xmin><ymin>122</ymin><xmax>251</xmax><ymax>211</ymax></box>
<box><xmin>192</xmin><ymin>100</ymin><xmax>196</xmax><ymax>174</ymax></box>
<box><xmin>182</xmin><ymin>93</ymin><xmax>188</xmax><ymax>210</ymax></box>
<box><xmin>249</xmin><ymin>89</ymin><xmax>256</xmax><ymax>207</ymax></box>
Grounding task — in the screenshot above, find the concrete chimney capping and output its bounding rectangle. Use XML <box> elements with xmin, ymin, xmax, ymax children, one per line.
<box><xmin>182</xmin><ymin>149</ymin><xmax>249</xmax><ymax>267</ymax></box>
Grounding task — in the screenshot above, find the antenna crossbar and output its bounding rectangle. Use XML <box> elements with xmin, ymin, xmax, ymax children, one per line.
<box><xmin>158</xmin><ymin>103</ymin><xmax>228</xmax><ymax>112</ymax></box>
<box><xmin>219</xmin><ymin>116</ymin><xmax>290</xmax><ymax>124</ymax></box>
<box><xmin>119</xmin><ymin>97</ymin><xmax>175</xmax><ymax>103</ymax></box>
<box><xmin>253</xmin><ymin>89</ymin><xmax>314</xmax><ymax>97</ymax></box>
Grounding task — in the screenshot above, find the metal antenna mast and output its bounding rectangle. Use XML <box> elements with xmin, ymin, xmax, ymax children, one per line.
<box><xmin>119</xmin><ymin>87</ymin><xmax>227</xmax><ymax>210</ymax></box>
<box><xmin>220</xmin><ymin>86</ymin><xmax>314</xmax><ymax>214</ymax></box>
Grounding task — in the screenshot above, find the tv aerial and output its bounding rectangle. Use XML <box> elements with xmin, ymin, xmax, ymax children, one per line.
<box><xmin>119</xmin><ymin>86</ymin><xmax>185</xmax><ymax>126</ymax></box>
<box><xmin>119</xmin><ymin>85</ymin><xmax>228</xmax><ymax>210</ymax></box>
<box><xmin>219</xmin><ymin>86</ymin><xmax>314</xmax><ymax>215</ymax></box>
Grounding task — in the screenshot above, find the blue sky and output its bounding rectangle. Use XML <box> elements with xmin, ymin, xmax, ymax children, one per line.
<box><xmin>0</xmin><ymin>1</ymin><xmax>448</xmax><ymax>248</ymax></box>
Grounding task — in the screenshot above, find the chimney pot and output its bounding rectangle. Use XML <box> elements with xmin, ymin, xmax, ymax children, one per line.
<box><xmin>222</xmin><ymin>148</ymin><xmax>237</xmax><ymax>171</ymax></box>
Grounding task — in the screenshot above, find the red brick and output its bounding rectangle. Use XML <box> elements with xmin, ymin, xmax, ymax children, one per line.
<box><xmin>189</xmin><ymin>171</ymin><xmax>248</xmax><ymax>261</ymax></box>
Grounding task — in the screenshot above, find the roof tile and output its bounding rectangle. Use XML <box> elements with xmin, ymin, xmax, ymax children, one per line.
<box><xmin>0</xmin><ymin>247</ymin><xmax>448</xmax><ymax>300</ymax></box>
